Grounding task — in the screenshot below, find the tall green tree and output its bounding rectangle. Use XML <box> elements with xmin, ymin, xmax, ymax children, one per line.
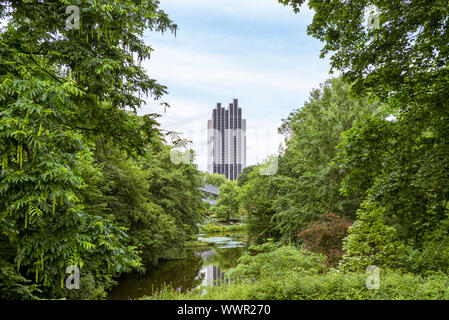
<box><xmin>236</xmin><ymin>165</ymin><xmax>256</xmax><ymax>187</ymax></box>
<box><xmin>279</xmin><ymin>0</ymin><xmax>448</xmax><ymax>108</ymax></box>
<box><xmin>144</xmin><ymin>146</ymin><xmax>204</xmax><ymax>236</ymax></box>
<box><xmin>81</xmin><ymin>142</ymin><xmax>204</xmax><ymax>266</ymax></box>
<box><xmin>201</xmin><ymin>172</ymin><xmax>228</xmax><ymax>187</ymax></box>
<box><xmin>214</xmin><ymin>180</ymin><xmax>241</xmax><ymax>224</ymax></box>
<box><xmin>240</xmin><ymin>78</ymin><xmax>382</xmax><ymax>248</ymax></box>
<box><xmin>274</xmin><ymin>78</ymin><xmax>382</xmax><ymax>243</ymax></box>
<box><xmin>280</xmin><ymin>0</ymin><xmax>449</xmax><ymax>245</ymax></box>
<box><xmin>0</xmin><ymin>0</ymin><xmax>176</xmax><ymax>298</ymax></box>
<box><xmin>240</xmin><ymin>166</ymin><xmax>283</xmax><ymax>243</ymax></box>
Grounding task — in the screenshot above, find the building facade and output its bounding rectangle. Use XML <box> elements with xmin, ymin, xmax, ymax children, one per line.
<box><xmin>207</xmin><ymin>99</ymin><xmax>246</xmax><ymax>181</ymax></box>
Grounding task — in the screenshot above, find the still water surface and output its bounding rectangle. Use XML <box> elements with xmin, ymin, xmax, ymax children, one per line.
<box><xmin>108</xmin><ymin>232</ymin><xmax>247</xmax><ymax>300</ymax></box>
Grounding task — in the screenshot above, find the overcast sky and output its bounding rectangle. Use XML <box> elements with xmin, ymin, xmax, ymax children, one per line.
<box><xmin>138</xmin><ymin>0</ymin><xmax>332</xmax><ymax>171</ymax></box>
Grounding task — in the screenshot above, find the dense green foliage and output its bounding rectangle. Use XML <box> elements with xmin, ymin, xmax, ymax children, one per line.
<box><xmin>0</xmin><ymin>0</ymin><xmax>206</xmax><ymax>299</ymax></box>
<box><xmin>240</xmin><ymin>78</ymin><xmax>382</xmax><ymax>247</ymax></box>
<box><xmin>142</xmin><ymin>244</ymin><xmax>449</xmax><ymax>300</ymax></box>
<box><xmin>231</xmin><ymin>0</ymin><xmax>449</xmax><ymax>281</ymax></box>
<box><xmin>278</xmin><ymin>0</ymin><xmax>449</xmax><ymax>273</ymax></box>
<box><xmin>339</xmin><ymin>200</ymin><xmax>406</xmax><ymax>272</ymax></box>
<box><xmin>159</xmin><ymin>270</ymin><xmax>449</xmax><ymax>300</ymax></box>
<box><xmin>236</xmin><ymin>165</ymin><xmax>255</xmax><ymax>187</ymax></box>
<box><xmin>226</xmin><ymin>243</ymin><xmax>327</xmax><ymax>282</ymax></box>
<box><xmin>201</xmin><ymin>172</ymin><xmax>227</xmax><ymax>187</ymax></box>
<box><xmin>2</xmin><ymin>0</ymin><xmax>449</xmax><ymax>300</ymax></box>
<box><xmin>82</xmin><ymin>144</ymin><xmax>204</xmax><ymax>266</ymax></box>
<box><xmin>213</xmin><ymin>180</ymin><xmax>241</xmax><ymax>223</ymax></box>
<box><xmin>239</xmin><ymin>167</ymin><xmax>282</xmax><ymax>242</ymax></box>
<box><xmin>199</xmin><ymin>223</ymin><xmax>247</xmax><ymax>234</ymax></box>
<box><xmin>279</xmin><ymin>0</ymin><xmax>448</xmax><ymax>107</ymax></box>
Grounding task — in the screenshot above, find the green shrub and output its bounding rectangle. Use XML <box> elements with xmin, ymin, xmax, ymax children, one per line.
<box><xmin>143</xmin><ymin>270</ymin><xmax>449</xmax><ymax>300</ymax></box>
<box><xmin>227</xmin><ymin>243</ymin><xmax>327</xmax><ymax>282</ymax></box>
<box><xmin>139</xmin><ymin>284</ymin><xmax>185</xmax><ymax>300</ymax></box>
<box><xmin>0</xmin><ymin>265</ymin><xmax>40</xmax><ymax>300</ymax></box>
<box><xmin>401</xmin><ymin>219</ymin><xmax>449</xmax><ymax>275</ymax></box>
<box><xmin>339</xmin><ymin>200</ymin><xmax>407</xmax><ymax>272</ymax></box>
<box><xmin>138</xmin><ymin>242</ymin><xmax>449</xmax><ymax>300</ymax></box>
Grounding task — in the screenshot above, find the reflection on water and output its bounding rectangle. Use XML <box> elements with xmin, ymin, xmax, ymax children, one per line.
<box><xmin>196</xmin><ymin>250</ymin><xmax>231</xmax><ymax>291</ymax></box>
<box><xmin>198</xmin><ymin>265</ymin><xmax>229</xmax><ymax>289</ymax></box>
<box><xmin>107</xmin><ymin>233</ymin><xmax>246</xmax><ymax>300</ymax></box>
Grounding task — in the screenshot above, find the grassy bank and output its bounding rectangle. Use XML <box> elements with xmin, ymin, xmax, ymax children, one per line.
<box><xmin>183</xmin><ymin>239</ymin><xmax>215</xmax><ymax>250</ymax></box>
<box><xmin>140</xmin><ymin>244</ymin><xmax>449</xmax><ymax>300</ymax></box>
<box><xmin>141</xmin><ymin>271</ymin><xmax>449</xmax><ymax>300</ymax></box>
<box><xmin>199</xmin><ymin>223</ymin><xmax>247</xmax><ymax>234</ymax></box>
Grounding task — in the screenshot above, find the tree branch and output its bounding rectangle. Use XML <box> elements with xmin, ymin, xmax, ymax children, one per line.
<box><xmin>28</xmin><ymin>55</ymin><xmax>62</xmax><ymax>84</ymax></box>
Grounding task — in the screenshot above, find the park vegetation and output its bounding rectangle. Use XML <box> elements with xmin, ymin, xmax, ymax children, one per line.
<box><xmin>0</xmin><ymin>0</ymin><xmax>205</xmax><ymax>300</ymax></box>
<box><xmin>147</xmin><ymin>0</ymin><xmax>449</xmax><ymax>300</ymax></box>
<box><xmin>1</xmin><ymin>0</ymin><xmax>449</xmax><ymax>300</ymax></box>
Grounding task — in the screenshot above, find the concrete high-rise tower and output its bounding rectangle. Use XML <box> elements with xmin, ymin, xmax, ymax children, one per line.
<box><xmin>207</xmin><ymin>99</ymin><xmax>246</xmax><ymax>181</ymax></box>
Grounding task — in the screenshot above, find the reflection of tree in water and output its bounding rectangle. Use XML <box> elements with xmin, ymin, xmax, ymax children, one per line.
<box><xmin>197</xmin><ymin>247</ymin><xmax>245</xmax><ymax>291</ymax></box>
<box><xmin>108</xmin><ymin>252</ymin><xmax>204</xmax><ymax>300</ymax></box>
<box><xmin>225</xmin><ymin>232</ymin><xmax>248</xmax><ymax>242</ymax></box>
<box><xmin>203</xmin><ymin>247</ymin><xmax>246</xmax><ymax>271</ymax></box>
<box><xmin>108</xmin><ymin>236</ymin><xmax>248</xmax><ymax>299</ymax></box>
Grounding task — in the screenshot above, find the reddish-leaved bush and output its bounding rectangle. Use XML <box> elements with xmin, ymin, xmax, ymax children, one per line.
<box><xmin>297</xmin><ymin>214</ymin><xmax>353</xmax><ymax>267</ymax></box>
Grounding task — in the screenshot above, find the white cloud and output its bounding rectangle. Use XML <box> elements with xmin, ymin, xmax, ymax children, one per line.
<box><xmin>142</xmin><ymin>45</ymin><xmax>316</xmax><ymax>96</ymax></box>
<box><xmin>159</xmin><ymin>0</ymin><xmax>314</xmax><ymax>21</ymax></box>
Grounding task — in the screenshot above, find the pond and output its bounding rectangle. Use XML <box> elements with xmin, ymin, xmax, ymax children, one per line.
<box><xmin>107</xmin><ymin>232</ymin><xmax>248</xmax><ymax>300</ymax></box>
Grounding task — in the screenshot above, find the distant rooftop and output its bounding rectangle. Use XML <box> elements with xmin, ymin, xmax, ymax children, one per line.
<box><xmin>201</xmin><ymin>198</ymin><xmax>217</xmax><ymax>206</ymax></box>
<box><xmin>200</xmin><ymin>183</ymin><xmax>219</xmax><ymax>196</ymax></box>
